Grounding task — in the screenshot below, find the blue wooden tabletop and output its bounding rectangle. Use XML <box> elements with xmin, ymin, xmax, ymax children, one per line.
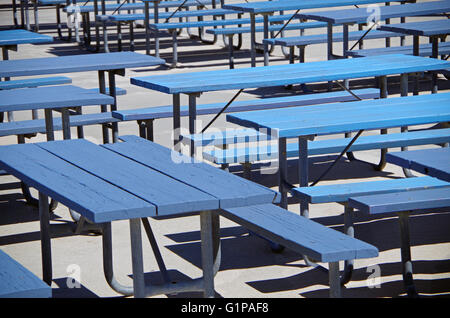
<box><xmin>0</xmin><ymin>29</ymin><xmax>53</xmax><ymax>46</ymax></box>
<box><xmin>0</xmin><ymin>85</ymin><xmax>114</xmax><ymax>112</ymax></box>
<box><xmin>386</xmin><ymin>148</ymin><xmax>450</xmax><ymax>182</ymax></box>
<box><xmin>348</xmin><ymin>187</ymin><xmax>450</xmax><ymax>214</ymax></box>
<box><xmin>297</xmin><ymin>0</ymin><xmax>450</xmax><ymax>24</ymax></box>
<box><xmin>0</xmin><ymin>52</ymin><xmax>165</xmax><ymax>78</ymax></box>
<box><xmin>379</xmin><ymin>19</ymin><xmax>450</xmax><ymax>37</ymax></box>
<box><xmin>226</xmin><ymin>92</ymin><xmax>450</xmax><ymax>138</ymax></box>
<box><xmin>130</xmin><ymin>54</ymin><xmax>450</xmax><ymax>94</ymax></box>
<box><xmin>0</xmin><ymin>137</ymin><xmax>278</xmax><ymax>223</ymax></box>
<box><xmin>222</xmin><ymin>0</ymin><xmax>396</xmax><ymax>14</ymax></box>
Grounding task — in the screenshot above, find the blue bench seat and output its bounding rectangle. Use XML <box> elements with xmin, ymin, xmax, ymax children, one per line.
<box><xmin>113</xmin><ymin>88</ymin><xmax>380</xmax><ymax>121</ymax></box>
<box><xmin>348</xmin><ymin>187</ymin><xmax>450</xmax><ymax>297</ymax></box>
<box><xmin>221</xmin><ymin>203</ymin><xmax>378</xmax><ymax>297</ymax></box>
<box><xmin>0</xmin><ymin>250</ymin><xmax>51</xmax><ymax>298</ymax></box>
<box><xmin>200</xmin><ymin>128</ymin><xmax>450</xmax><ymax>165</ymax></box>
<box><xmin>291</xmin><ymin>175</ymin><xmax>450</xmax><ymax>291</ymax></box>
<box><xmin>347</xmin><ymin>42</ymin><xmax>450</xmax><ymax>58</ymax></box>
<box><xmin>0</xmin><ymin>76</ymin><xmax>72</xmax><ymax>90</ymax></box>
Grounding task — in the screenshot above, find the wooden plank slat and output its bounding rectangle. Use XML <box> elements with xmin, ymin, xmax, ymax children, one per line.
<box><xmin>0</xmin><ymin>85</ymin><xmax>114</xmax><ymax>112</ymax></box>
<box><xmin>0</xmin><ymin>143</ymin><xmax>155</xmax><ymax>223</ymax></box>
<box><xmin>105</xmin><ymin>136</ymin><xmax>279</xmax><ymax>208</ymax></box>
<box><xmin>130</xmin><ymin>54</ymin><xmax>450</xmax><ymax>94</ymax></box>
<box><xmin>348</xmin><ymin>187</ymin><xmax>450</xmax><ymax>214</ymax></box>
<box><xmin>221</xmin><ymin>204</ymin><xmax>379</xmax><ymax>262</ymax></box>
<box><xmin>38</xmin><ymin>139</ymin><xmax>219</xmax><ymax>215</ymax></box>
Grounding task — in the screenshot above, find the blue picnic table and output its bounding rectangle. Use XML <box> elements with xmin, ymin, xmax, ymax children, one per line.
<box><xmin>379</xmin><ymin>19</ymin><xmax>450</xmax><ymax>93</ymax></box>
<box><xmin>129</xmin><ymin>54</ymin><xmax>450</xmax><ymax>154</ymax></box>
<box><xmin>386</xmin><ymin>147</ymin><xmax>450</xmax><ymax>182</ymax></box>
<box><xmin>0</xmin><ymin>85</ymin><xmax>114</xmax><ymax>140</ymax></box>
<box><xmin>0</xmin><ymin>137</ymin><xmax>279</xmax><ymax>297</ymax></box>
<box><xmin>0</xmin><ymin>29</ymin><xmax>53</xmax><ymax>59</ymax></box>
<box><xmin>349</xmin><ymin>147</ymin><xmax>450</xmax><ymax>296</ymax></box>
<box><xmin>226</xmin><ymin>92</ymin><xmax>450</xmax><ymax>209</ymax></box>
<box><xmin>296</xmin><ymin>0</ymin><xmax>450</xmax><ymax>61</ymax></box>
<box><xmin>0</xmin><ymin>51</ymin><xmax>165</xmax><ymax>143</ymax></box>
<box><xmin>222</xmin><ymin>0</ymin><xmax>409</xmax><ymax>66</ymax></box>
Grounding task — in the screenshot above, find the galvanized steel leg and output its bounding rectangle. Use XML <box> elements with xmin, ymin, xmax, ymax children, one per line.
<box><xmin>341</xmin><ymin>205</ymin><xmax>354</xmax><ymax>285</ymax></box>
<box><xmin>171</xmin><ymin>29</ymin><xmax>178</xmax><ymax>68</ymax></box>
<box><xmin>189</xmin><ymin>93</ymin><xmax>198</xmax><ymax>157</ymax></box>
<box><xmin>250</xmin><ymin>13</ymin><xmax>256</xmax><ymax>67</ymax></box>
<box><xmin>108</xmin><ymin>71</ymin><xmax>119</xmax><ymax>143</ymax></box>
<box><xmin>298</xmin><ymin>137</ymin><xmax>309</xmax><ymax>218</ymax></box>
<box><xmin>400</xmin><ymin>73</ymin><xmax>415</xmax><ymax>178</ymax></box>
<box><xmin>141</xmin><ymin>218</ymin><xmax>171</xmax><ymax>283</ymax></box>
<box><xmin>228</xmin><ymin>35</ymin><xmax>235</xmax><ymax>69</ymax></box>
<box><xmin>329</xmin><ymin>261</ymin><xmax>341</xmax><ymax>298</ymax></box>
<box><xmin>39</xmin><ymin>192</ymin><xmax>52</xmax><ymax>285</ymax></box>
<box><xmin>173</xmin><ymin>93</ymin><xmax>181</xmax><ymax>150</ymax></box>
<box><xmin>397</xmin><ymin>211</ymin><xmax>418</xmax><ymax>298</ymax></box>
<box><xmin>278</xmin><ymin>137</ymin><xmax>288</xmax><ymax>209</ymax></box>
<box><xmin>98</xmin><ymin>71</ymin><xmax>110</xmax><ymax>144</ymax></box>
<box><xmin>263</xmin><ymin>14</ymin><xmax>269</xmax><ymax>66</ymax></box>
<box><xmin>200</xmin><ymin>211</ymin><xmax>215</xmax><ymax>298</ymax></box>
<box><xmin>102</xmin><ymin>222</ymin><xmax>134</xmax><ymax>296</ymax></box>
<box><xmin>129</xmin><ymin>218</ymin><xmax>146</xmax><ymax>298</ymax></box>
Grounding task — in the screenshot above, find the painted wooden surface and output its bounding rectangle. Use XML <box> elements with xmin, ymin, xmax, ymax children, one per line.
<box><xmin>222</xmin><ymin>0</ymin><xmax>395</xmax><ymax>14</ymax></box>
<box><xmin>0</xmin><ymin>29</ymin><xmax>53</xmax><ymax>46</ymax></box>
<box><xmin>226</xmin><ymin>93</ymin><xmax>450</xmax><ymax>138</ymax></box>
<box><xmin>348</xmin><ymin>187</ymin><xmax>450</xmax><ymax>214</ymax></box>
<box><xmin>347</xmin><ymin>41</ymin><xmax>450</xmax><ymax>57</ymax></box>
<box><xmin>0</xmin><ymin>76</ymin><xmax>72</xmax><ymax>90</ymax></box>
<box><xmin>69</xmin><ymin>0</ymin><xmax>213</xmax><ymax>13</ymax></box>
<box><xmin>130</xmin><ymin>54</ymin><xmax>450</xmax><ymax>94</ymax></box>
<box><xmin>266</xmin><ymin>29</ymin><xmax>402</xmax><ymax>47</ymax></box>
<box><xmin>297</xmin><ymin>0</ymin><xmax>450</xmax><ymax>24</ymax></box>
<box><xmin>113</xmin><ymin>88</ymin><xmax>379</xmax><ymax>121</ymax></box>
<box><xmin>107</xmin><ymin>135</ymin><xmax>279</xmax><ymax>208</ymax></box>
<box><xmin>206</xmin><ymin>21</ymin><xmax>328</xmax><ymax>35</ymax></box>
<box><xmin>292</xmin><ymin>176</ymin><xmax>450</xmax><ymax>204</ymax></box>
<box><xmin>0</xmin><ymin>85</ymin><xmax>114</xmax><ymax>112</ymax></box>
<box><xmin>202</xmin><ymin>128</ymin><xmax>450</xmax><ymax>164</ymax></box>
<box><xmin>221</xmin><ymin>204</ymin><xmax>378</xmax><ymax>262</ymax></box>
<box><xmin>0</xmin><ymin>250</ymin><xmax>51</xmax><ymax>298</ymax></box>
<box><xmin>386</xmin><ymin>148</ymin><xmax>450</xmax><ymax>182</ymax></box>
<box><xmin>0</xmin><ymin>112</ymin><xmax>119</xmax><ymax>137</ymax></box>
<box><xmin>379</xmin><ymin>19</ymin><xmax>450</xmax><ymax>37</ymax></box>
<box><xmin>39</xmin><ymin>139</ymin><xmax>219</xmax><ymax>215</ymax></box>
<box><xmin>0</xmin><ymin>52</ymin><xmax>165</xmax><ymax>78</ymax></box>
<box><xmin>0</xmin><ymin>143</ymin><xmax>155</xmax><ymax>223</ymax></box>
<box><xmin>151</xmin><ymin>14</ymin><xmax>304</xmax><ymax>30</ymax></box>
<box><xmin>103</xmin><ymin>8</ymin><xmax>237</xmax><ymax>22</ymax></box>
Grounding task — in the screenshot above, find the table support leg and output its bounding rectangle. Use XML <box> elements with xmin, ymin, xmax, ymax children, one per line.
<box><xmin>250</xmin><ymin>13</ymin><xmax>256</xmax><ymax>67</ymax></box>
<box><xmin>400</xmin><ymin>73</ymin><xmax>415</xmax><ymax>178</ymax></box>
<box><xmin>341</xmin><ymin>205</ymin><xmax>354</xmax><ymax>285</ymax></box>
<box><xmin>278</xmin><ymin>137</ymin><xmax>288</xmax><ymax>209</ymax></box>
<box><xmin>108</xmin><ymin>70</ymin><xmax>119</xmax><ymax>143</ymax></box>
<box><xmin>39</xmin><ymin>192</ymin><xmax>52</xmax><ymax>285</ymax></box>
<box><xmin>263</xmin><ymin>14</ymin><xmax>269</xmax><ymax>66</ymax></box>
<box><xmin>397</xmin><ymin>211</ymin><xmax>418</xmax><ymax>298</ymax></box>
<box><xmin>173</xmin><ymin>93</ymin><xmax>181</xmax><ymax>150</ymax></box>
<box><xmin>413</xmin><ymin>36</ymin><xmax>420</xmax><ymax>96</ymax></box>
<box><xmin>189</xmin><ymin>93</ymin><xmax>198</xmax><ymax>157</ymax></box>
<box><xmin>200</xmin><ymin>211</ymin><xmax>215</xmax><ymax>298</ymax></box>
<box><xmin>98</xmin><ymin>70</ymin><xmax>109</xmax><ymax>144</ymax></box>
<box><xmin>129</xmin><ymin>218</ymin><xmax>146</xmax><ymax>298</ymax></box>
<box><xmin>328</xmin><ymin>261</ymin><xmax>341</xmax><ymax>298</ymax></box>
<box><xmin>298</xmin><ymin>137</ymin><xmax>308</xmax><ymax>218</ymax></box>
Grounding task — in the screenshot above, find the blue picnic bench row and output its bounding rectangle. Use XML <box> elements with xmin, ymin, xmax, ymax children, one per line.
<box><xmin>9</xmin><ymin>0</ymin><xmax>450</xmax><ymax>69</ymax></box>
<box><xmin>1</xmin><ymin>1</ymin><xmax>450</xmax><ymax>299</ymax></box>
